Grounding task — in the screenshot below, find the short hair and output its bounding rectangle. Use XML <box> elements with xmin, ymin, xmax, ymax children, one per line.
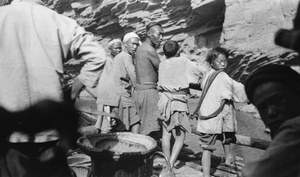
<box><xmin>163</xmin><ymin>40</ymin><xmax>180</xmax><ymax>58</ymax></box>
<box><xmin>146</xmin><ymin>22</ymin><xmax>162</xmax><ymax>32</ymax></box>
<box><xmin>245</xmin><ymin>64</ymin><xmax>300</xmax><ymax>103</ymax></box>
<box><xmin>206</xmin><ymin>47</ymin><xmax>229</xmax><ymax>64</ymax></box>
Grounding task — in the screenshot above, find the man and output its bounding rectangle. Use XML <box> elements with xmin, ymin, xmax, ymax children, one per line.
<box><xmin>157</xmin><ymin>40</ymin><xmax>205</xmax><ymax>169</ymax></box>
<box><xmin>134</xmin><ymin>22</ymin><xmax>164</xmax><ymax>139</ymax></box>
<box><xmin>93</xmin><ymin>39</ymin><xmax>123</xmax><ymax>133</ymax></box>
<box><xmin>95</xmin><ymin>32</ymin><xmax>141</xmax><ymax>133</ymax></box>
<box><xmin>243</xmin><ymin>64</ymin><xmax>300</xmax><ymax>177</ymax></box>
<box><xmin>0</xmin><ymin>0</ymin><xmax>106</xmax><ymax>176</ymax></box>
<box><xmin>108</xmin><ymin>38</ymin><xmax>123</xmax><ymax>58</ymax></box>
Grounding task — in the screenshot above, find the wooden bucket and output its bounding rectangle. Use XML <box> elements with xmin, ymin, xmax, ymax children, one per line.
<box><xmin>77</xmin><ymin>132</ymin><xmax>159</xmax><ymax>177</ymax></box>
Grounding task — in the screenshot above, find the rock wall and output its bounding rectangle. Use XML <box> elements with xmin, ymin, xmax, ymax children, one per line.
<box><xmin>58</xmin><ymin>0</ymin><xmax>300</xmax><ymax>82</ymax></box>
<box><xmin>2</xmin><ymin>0</ymin><xmax>300</xmax><ymax>82</ymax></box>
<box><xmin>222</xmin><ymin>0</ymin><xmax>300</xmax><ymax>81</ymax></box>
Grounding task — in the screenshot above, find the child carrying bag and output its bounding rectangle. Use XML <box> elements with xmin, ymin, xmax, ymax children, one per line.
<box><xmin>190</xmin><ymin>70</ymin><xmax>227</xmax><ymax>120</ymax></box>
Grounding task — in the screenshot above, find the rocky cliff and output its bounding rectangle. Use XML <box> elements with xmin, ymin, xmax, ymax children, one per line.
<box><xmin>2</xmin><ymin>0</ymin><xmax>300</xmax><ymax>82</ymax></box>
<box><xmin>52</xmin><ymin>0</ymin><xmax>299</xmax><ymax>82</ymax></box>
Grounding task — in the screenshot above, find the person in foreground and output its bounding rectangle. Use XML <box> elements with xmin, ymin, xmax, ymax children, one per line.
<box><xmin>0</xmin><ymin>100</ymin><xmax>79</xmax><ymax>177</ymax></box>
<box><xmin>0</xmin><ymin>0</ymin><xmax>106</xmax><ymax>110</ymax></box>
<box><xmin>196</xmin><ymin>47</ymin><xmax>248</xmax><ymax>177</ymax></box>
<box><xmin>242</xmin><ymin>64</ymin><xmax>300</xmax><ymax>177</ymax></box>
<box><xmin>157</xmin><ymin>40</ymin><xmax>206</xmax><ymax>169</ymax></box>
<box><xmin>134</xmin><ymin>22</ymin><xmax>164</xmax><ymax>140</ymax></box>
<box><xmin>0</xmin><ymin>0</ymin><xmax>106</xmax><ymax>176</ymax></box>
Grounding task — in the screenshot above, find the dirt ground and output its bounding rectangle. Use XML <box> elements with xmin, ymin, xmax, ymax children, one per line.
<box><xmin>71</xmin><ymin>94</ymin><xmax>270</xmax><ymax>177</ymax></box>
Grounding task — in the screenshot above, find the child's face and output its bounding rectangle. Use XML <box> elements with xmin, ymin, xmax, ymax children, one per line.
<box><xmin>211</xmin><ymin>53</ymin><xmax>228</xmax><ymax>70</ymax></box>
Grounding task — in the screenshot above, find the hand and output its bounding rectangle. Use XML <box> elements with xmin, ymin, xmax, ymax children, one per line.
<box><xmin>79</xmin><ymin>125</ymin><xmax>100</xmax><ymax>136</ymax></box>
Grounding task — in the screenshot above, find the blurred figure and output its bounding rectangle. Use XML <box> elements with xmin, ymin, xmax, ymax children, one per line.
<box><xmin>0</xmin><ymin>0</ymin><xmax>106</xmax><ymax>111</ymax></box>
<box><xmin>134</xmin><ymin>22</ymin><xmax>164</xmax><ymax>140</ymax></box>
<box><xmin>95</xmin><ymin>32</ymin><xmax>141</xmax><ymax>134</ymax></box>
<box><xmin>243</xmin><ymin>64</ymin><xmax>300</xmax><ymax>177</ymax></box>
<box><xmin>0</xmin><ymin>100</ymin><xmax>79</xmax><ymax>177</ymax></box>
<box><xmin>157</xmin><ymin>40</ymin><xmax>205</xmax><ymax>169</ymax></box>
<box><xmin>275</xmin><ymin>1</ymin><xmax>300</xmax><ymax>53</ymax></box>
<box><xmin>0</xmin><ymin>0</ymin><xmax>106</xmax><ymax>176</ymax></box>
<box><xmin>196</xmin><ymin>47</ymin><xmax>248</xmax><ymax>177</ymax></box>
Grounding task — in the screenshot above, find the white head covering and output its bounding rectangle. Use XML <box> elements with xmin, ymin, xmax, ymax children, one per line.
<box><xmin>12</xmin><ymin>0</ymin><xmax>44</xmax><ymax>4</ymax></box>
<box><xmin>122</xmin><ymin>32</ymin><xmax>140</xmax><ymax>44</ymax></box>
<box><xmin>108</xmin><ymin>39</ymin><xmax>122</xmax><ymax>49</ymax></box>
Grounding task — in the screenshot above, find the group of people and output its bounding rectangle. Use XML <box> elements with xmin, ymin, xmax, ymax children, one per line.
<box><xmin>91</xmin><ymin>16</ymin><xmax>300</xmax><ymax>177</ymax></box>
<box><xmin>1</xmin><ymin>0</ymin><xmax>300</xmax><ymax>177</ymax></box>
<box><xmin>93</xmin><ymin>22</ymin><xmax>164</xmax><ymax>141</ymax></box>
<box><xmin>90</xmin><ymin>25</ymin><xmax>248</xmax><ymax>176</ymax></box>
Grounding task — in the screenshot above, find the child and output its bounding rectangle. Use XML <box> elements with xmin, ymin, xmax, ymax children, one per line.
<box><xmin>157</xmin><ymin>40</ymin><xmax>206</xmax><ymax>169</ymax></box>
<box><xmin>197</xmin><ymin>47</ymin><xmax>248</xmax><ymax>177</ymax></box>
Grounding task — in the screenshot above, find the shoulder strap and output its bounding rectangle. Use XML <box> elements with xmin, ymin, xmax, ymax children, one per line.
<box><xmin>192</xmin><ymin>70</ymin><xmax>223</xmax><ymax>116</ymax></box>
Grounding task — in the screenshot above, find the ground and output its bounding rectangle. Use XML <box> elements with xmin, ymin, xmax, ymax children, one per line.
<box><xmin>69</xmin><ymin>94</ymin><xmax>271</xmax><ymax>177</ymax></box>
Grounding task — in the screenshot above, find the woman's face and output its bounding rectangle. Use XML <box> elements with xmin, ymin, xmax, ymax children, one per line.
<box><xmin>211</xmin><ymin>53</ymin><xmax>228</xmax><ymax>70</ymax></box>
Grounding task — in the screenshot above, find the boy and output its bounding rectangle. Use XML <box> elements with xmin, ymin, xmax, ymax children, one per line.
<box><xmin>157</xmin><ymin>40</ymin><xmax>206</xmax><ymax>169</ymax></box>
<box><xmin>197</xmin><ymin>47</ymin><xmax>248</xmax><ymax>177</ymax></box>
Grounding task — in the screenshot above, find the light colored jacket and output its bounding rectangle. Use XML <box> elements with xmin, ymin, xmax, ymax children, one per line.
<box><xmin>97</xmin><ymin>51</ymin><xmax>136</xmax><ymax>106</ymax></box>
<box><xmin>0</xmin><ymin>0</ymin><xmax>106</xmax><ymax>111</ymax></box>
<box><xmin>197</xmin><ymin>69</ymin><xmax>248</xmax><ymax>134</ymax></box>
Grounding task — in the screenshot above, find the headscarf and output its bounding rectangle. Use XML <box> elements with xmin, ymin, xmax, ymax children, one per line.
<box><xmin>244</xmin><ymin>64</ymin><xmax>300</xmax><ymax>103</ymax></box>
<box><xmin>107</xmin><ymin>39</ymin><xmax>122</xmax><ymax>49</ymax></box>
<box><xmin>122</xmin><ymin>32</ymin><xmax>140</xmax><ymax>44</ymax></box>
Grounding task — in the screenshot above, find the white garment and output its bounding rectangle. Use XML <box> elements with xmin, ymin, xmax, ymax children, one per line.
<box><xmin>0</xmin><ymin>1</ymin><xmax>106</xmax><ymax>111</ymax></box>
<box><xmin>157</xmin><ymin>56</ymin><xmax>205</xmax><ymax>92</ymax></box>
<box><xmin>197</xmin><ymin>69</ymin><xmax>248</xmax><ymax>134</ymax></box>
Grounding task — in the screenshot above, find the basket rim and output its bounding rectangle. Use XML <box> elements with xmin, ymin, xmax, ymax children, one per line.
<box><xmin>77</xmin><ymin>132</ymin><xmax>157</xmax><ymax>158</ymax></box>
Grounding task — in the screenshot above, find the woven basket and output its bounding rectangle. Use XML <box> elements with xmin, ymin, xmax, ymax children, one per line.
<box><xmin>77</xmin><ymin>132</ymin><xmax>157</xmax><ymax>161</ymax></box>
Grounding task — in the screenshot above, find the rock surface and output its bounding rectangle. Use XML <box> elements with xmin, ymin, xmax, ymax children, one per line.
<box><xmin>2</xmin><ymin>0</ymin><xmax>299</xmax><ymax>81</ymax></box>
<box><xmin>62</xmin><ymin>0</ymin><xmax>299</xmax><ymax>81</ymax></box>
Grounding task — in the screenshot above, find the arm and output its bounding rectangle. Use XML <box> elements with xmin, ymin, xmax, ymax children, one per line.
<box><xmin>186</xmin><ymin>60</ymin><xmax>207</xmax><ymax>87</ymax></box>
<box><xmin>219</xmin><ymin>73</ymin><xmax>248</xmax><ymax>103</ymax></box>
<box><xmin>147</xmin><ymin>47</ymin><xmax>160</xmax><ymax>70</ymax></box>
<box><xmin>123</xmin><ymin>55</ymin><xmax>136</xmax><ymax>86</ymax></box>
<box><xmin>69</xmin><ymin>25</ymin><xmax>106</xmax><ymax>88</ymax></box>
<box><xmin>71</xmin><ymin>77</ymin><xmax>84</xmax><ymax>101</ymax></box>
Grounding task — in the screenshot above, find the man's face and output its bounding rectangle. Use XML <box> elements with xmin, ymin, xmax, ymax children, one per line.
<box><xmin>252</xmin><ymin>82</ymin><xmax>300</xmax><ymax>134</ymax></box>
<box><xmin>211</xmin><ymin>54</ymin><xmax>228</xmax><ymax>71</ymax></box>
<box><xmin>148</xmin><ymin>25</ymin><xmax>163</xmax><ymax>48</ymax></box>
<box><xmin>110</xmin><ymin>42</ymin><xmax>122</xmax><ymax>57</ymax></box>
<box><xmin>125</xmin><ymin>37</ymin><xmax>140</xmax><ymax>55</ymax></box>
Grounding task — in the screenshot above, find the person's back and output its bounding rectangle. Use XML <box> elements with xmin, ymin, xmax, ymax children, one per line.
<box><xmin>157</xmin><ymin>40</ymin><xmax>205</xmax><ymax>170</ymax></box>
<box><xmin>135</xmin><ymin>42</ymin><xmax>159</xmax><ymax>84</ymax></box>
<box><xmin>159</xmin><ymin>57</ymin><xmax>205</xmax><ymax>92</ymax></box>
<box><xmin>0</xmin><ymin>1</ymin><xmax>105</xmax><ymax>111</ymax></box>
<box><xmin>0</xmin><ymin>1</ymin><xmax>106</xmax><ymax>176</ymax></box>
